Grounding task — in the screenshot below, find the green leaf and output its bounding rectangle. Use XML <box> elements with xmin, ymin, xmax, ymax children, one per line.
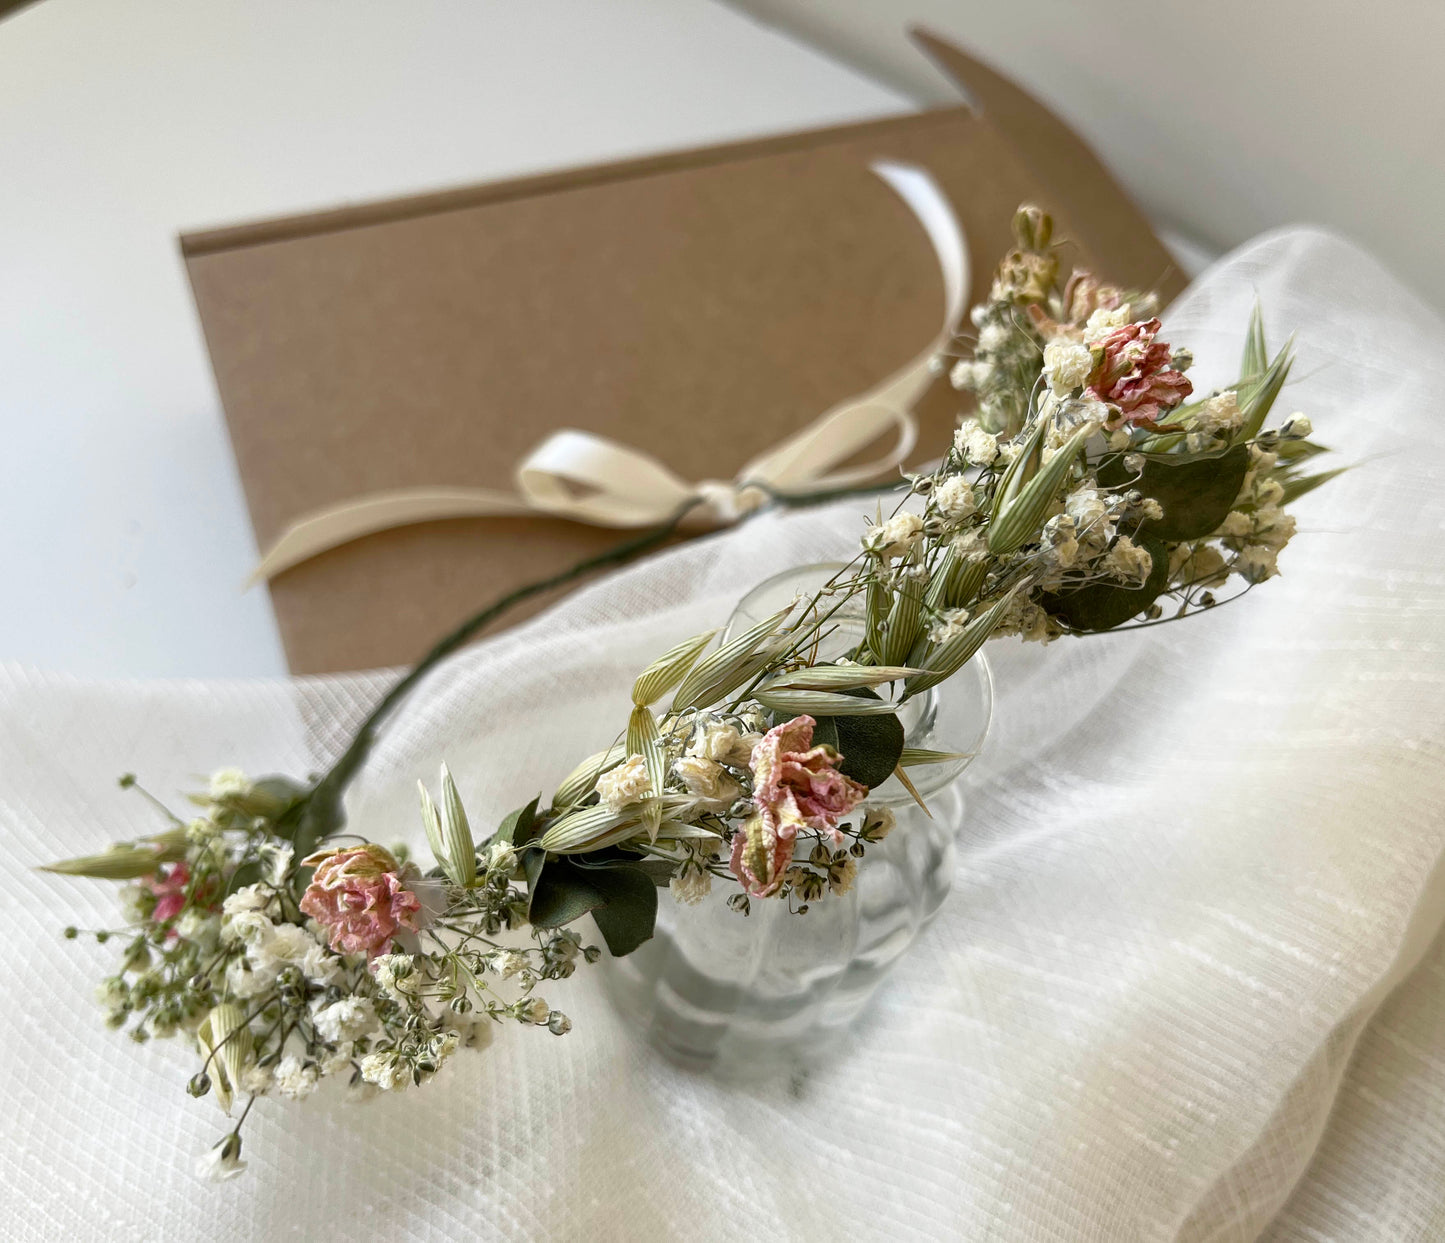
<box><xmin>528</xmin><ymin>856</ymin><xmax>659</xmax><ymax>955</ymax></box>
<box><xmin>1043</xmin><ymin>534</ymin><xmax>1171</xmax><ymax>631</ymax></box>
<box><xmin>585</xmin><ymin>866</ymin><xmax>658</xmax><ymax>957</ymax></box>
<box><xmin>224</xmin><ymin>860</ymin><xmax>264</xmax><ymax>897</ymax></box>
<box><xmin>807</xmin><ymin>715</ymin><xmax>841</xmax><ymax>752</ymax></box>
<box><xmin>293</xmin><ymin>790</ymin><xmax>342</xmax><ymax>863</ymax></box>
<box><xmin>1278</xmin><ymin>465</ymin><xmax>1348</xmax><ymax>506</ymax></box>
<box><xmin>528</xmin><ymin>857</ymin><xmax>607</xmax><ymax>928</ymax></box>
<box><xmin>1133</xmin><ymin>443</ymin><xmax>1251</xmax><ymax>541</ymax></box>
<box><xmin>495</xmin><ymin>795</ymin><xmax>541</xmax><ymax>847</ymax></box>
<box><xmin>1235</xmin><ymin>340</ymin><xmax>1294</xmax><ymax>442</ymax></box>
<box><xmin>1241</xmin><ymin>301</ymin><xmax>1268</xmax><ymax>381</ymax></box>
<box><xmin>834</xmin><ymin>711</ymin><xmax>906</xmax><ymax>789</ymax></box>
<box><xmin>248</xmin><ymin>776</ymin><xmax>309</xmax><ymax>814</ymax></box>
<box><xmin>1274</xmin><ymin>439</ymin><xmax>1330</xmax><ymax>463</ymax></box>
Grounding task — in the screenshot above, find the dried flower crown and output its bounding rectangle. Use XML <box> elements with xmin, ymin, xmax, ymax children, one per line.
<box><xmin>45</xmin><ymin>206</ymin><xmax>1340</xmax><ymax>1178</ymax></box>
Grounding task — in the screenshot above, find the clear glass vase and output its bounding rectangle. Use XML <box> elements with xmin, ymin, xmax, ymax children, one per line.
<box><xmin>603</xmin><ymin>562</ymin><xmax>993</xmax><ymax>1076</ymax></box>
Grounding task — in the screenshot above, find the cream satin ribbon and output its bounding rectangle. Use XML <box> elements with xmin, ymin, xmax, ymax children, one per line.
<box><xmin>251</xmin><ymin>161</ymin><xmax>969</xmax><ymax>583</ymax></box>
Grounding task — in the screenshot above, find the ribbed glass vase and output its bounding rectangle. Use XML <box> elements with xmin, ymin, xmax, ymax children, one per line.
<box><xmin>604</xmin><ymin>562</ymin><xmax>993</xmax><ymax>1076</ymax></box>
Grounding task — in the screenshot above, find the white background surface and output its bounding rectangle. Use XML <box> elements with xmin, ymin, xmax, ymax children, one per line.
<box><xmin>731</xmin><ymin>0</ymin><xmax>1445</xmax><ymax>315</ymax></box>
<box><xmin>0</xmin><ymin>0</ymin><xmax>915</xmax><ymax>677</ymax></box>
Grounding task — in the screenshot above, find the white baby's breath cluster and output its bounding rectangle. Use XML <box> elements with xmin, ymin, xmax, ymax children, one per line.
<box><xmin>68</xmin><ymin>766</ymin><xmax>593</xmax><ymax>1181</ymax></box>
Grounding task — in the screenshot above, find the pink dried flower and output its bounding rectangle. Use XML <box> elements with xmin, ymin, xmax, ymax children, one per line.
<box><xmin>1086</xmin><ymin>317</ymin><xmax>1192</xmax><ymax>427</ymax></box>
<box><xmin>299</xmin><ymin>844</ymin><xmax>422</xmax><ymax>958</ymax></box>
<box><xmin>146</xmin><ymin>862</ymin><xmax>191</xmax><ymax>924</ymax></box>
<box><xmin>729</xmin><ymin>715</ymin><xmax>867</xmax><ymax>898</ymax></box>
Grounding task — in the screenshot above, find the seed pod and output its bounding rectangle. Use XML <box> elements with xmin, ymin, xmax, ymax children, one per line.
<box><xmin>626</xmin><ymin>705</ymin><xmax>667</xmax><ymax>841</ymax></box>
<box><xmin>438</xmin><ymin>763</ymin><xmax>477</xmax><ymax>887</ymax></box>
<box><xmin>905</xmin><ymin>589</ymin><xmax>1019</xmax><ymax>695</ymax></box>
<box><xmin>535</xmin><ymin>804</ymin><xmax>644</xmax><ymax>854</ymax></box>
<box><xmin>197</xmin><ymin>1003</ymin><xmax>252</xmax><ymax>1115</ymax></box>
<box><xmin>759</xmin><ymin>664</ymin><xmax>921</xmax><ymax>692</ymax></box>
<box><xmin>880</xmin><ymin>565</ymin><xmax>925</xmax><ymax>666</ymax></box>
<box><xmin>988</xmin><ymin>423</ymin><xmax>1094</xmax><ymax>556</ymax></box>
<box><xmin>631</xmin><ymin>628</ymin><xmax>718</xmax><ymax>707</ymax></box>
<box><xmin>552</xmin><ymin>743</ymin><xmax>626</xmax><ymax>810</ymax></box>
<box><xmin>989</xmin><ymin>417</ymin><xmax>1048</xmax><ymax>525</ymax></box>
<box><xmin>751</xmin><ymin>688</ymin><xmax>902</xmax><ymax>717</ymax></box>
<box><xmin>40</xmin><ymin>846</ymin><xmax>172</xmax><ymax>880</ymax></box>
<box><xmin>865</xmin><ymin>577</ymin><xmax>891</xmax><ymax>662</ymax></box>
<box><xmin>671</xmin><ymin>606</ymin><xmax>791</xmax><ymax>711</ymax></box>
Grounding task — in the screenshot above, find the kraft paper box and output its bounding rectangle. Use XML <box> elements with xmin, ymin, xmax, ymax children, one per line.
<box><xmin>184</xmin><ymin>33</ymin><xmax>1183</xmax><ymax>674</ymax></box>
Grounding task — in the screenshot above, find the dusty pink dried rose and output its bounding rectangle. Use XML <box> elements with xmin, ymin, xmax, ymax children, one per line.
<box><xmin>299</xmin><ymin>844</ymin><xmax>422</xmax><ymax>958</ymax></box>
<box><xmin>146</xmin><ymin>862</ymin><xmax>191</xmax><ymax>924</ymax></box>
<box><xmin>1086</xmin><ymin>317</ymin><xmax>1192</xmax><ymax>427</ymax></box>
<box><xmin>729</xmin><ymin>715</ymin><xmax>867</xmax><ymax>898</ymax></box>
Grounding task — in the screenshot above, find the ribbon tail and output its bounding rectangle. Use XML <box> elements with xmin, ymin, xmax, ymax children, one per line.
<box><xmin>248</xmin><ymin>487</ymin><xmax>531</xmax><ymax>585</ymax></box>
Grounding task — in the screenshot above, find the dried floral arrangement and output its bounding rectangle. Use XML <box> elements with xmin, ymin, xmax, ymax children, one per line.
<box><xmin>45</xmin><ymin>208</ymin><xmax>1340</xmax><ymax>1179</ymax></box>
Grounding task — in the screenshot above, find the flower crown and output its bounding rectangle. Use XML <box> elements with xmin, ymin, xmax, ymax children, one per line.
<box><xmin>46</xmin><ymin>206</ymin><xmax>1339</xmax><ymax>1180</ymax></box>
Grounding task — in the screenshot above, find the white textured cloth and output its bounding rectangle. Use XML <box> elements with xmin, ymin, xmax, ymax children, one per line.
<box><xmin>3</xmin><ymin>228</ymin><xmax>1444</xmax><ymax>1241</ymax></box>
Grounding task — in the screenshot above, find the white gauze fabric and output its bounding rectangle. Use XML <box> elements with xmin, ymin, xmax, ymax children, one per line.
<box><xmin>2</xmin><ymin>227</ymin><xmax>1444</xmax><ymax>1242</ymax></box>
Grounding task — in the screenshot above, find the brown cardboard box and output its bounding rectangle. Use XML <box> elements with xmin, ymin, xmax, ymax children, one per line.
<box><xmin>184</xmin><ymin>32</ymin><xmax>1183</xmax><ymax>674</ymax></box>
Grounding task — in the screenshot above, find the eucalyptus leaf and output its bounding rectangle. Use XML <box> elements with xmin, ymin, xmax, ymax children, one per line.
<box><xmin>1134</xmin><ymin>444</ymin><xmax>1250</xmax><ymax>541</ymax></box>
<box><xmin>1043</xmin><ymin>534</ymin><xmax>1171</xmax><ymax>631</ymax></box>
<box><xmin>527</xmin><ymin>858</ymin><xmax>607</xmax><ymax>928</ymax></box>
<box><xmin>586</xmin><ymin>865</ymin><xmax>659</xmax><ymax>957</ymax></box>
<box><xmin>833</xmin><ymin>711</ymin><xmax>906</xmax><ymax>789</ymax></box>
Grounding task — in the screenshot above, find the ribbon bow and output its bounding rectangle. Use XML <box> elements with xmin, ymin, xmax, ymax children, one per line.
<box><xmin>252</xmin><ymin>162</ymin><xmax>968</xmax><ymax>583</ymax></box>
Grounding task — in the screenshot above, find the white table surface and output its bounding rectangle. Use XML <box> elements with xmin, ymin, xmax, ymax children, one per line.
<box><xmin>0</xmin><ymin>0</ymin><xmax>914</xmax><ymax>678</ymax></box>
